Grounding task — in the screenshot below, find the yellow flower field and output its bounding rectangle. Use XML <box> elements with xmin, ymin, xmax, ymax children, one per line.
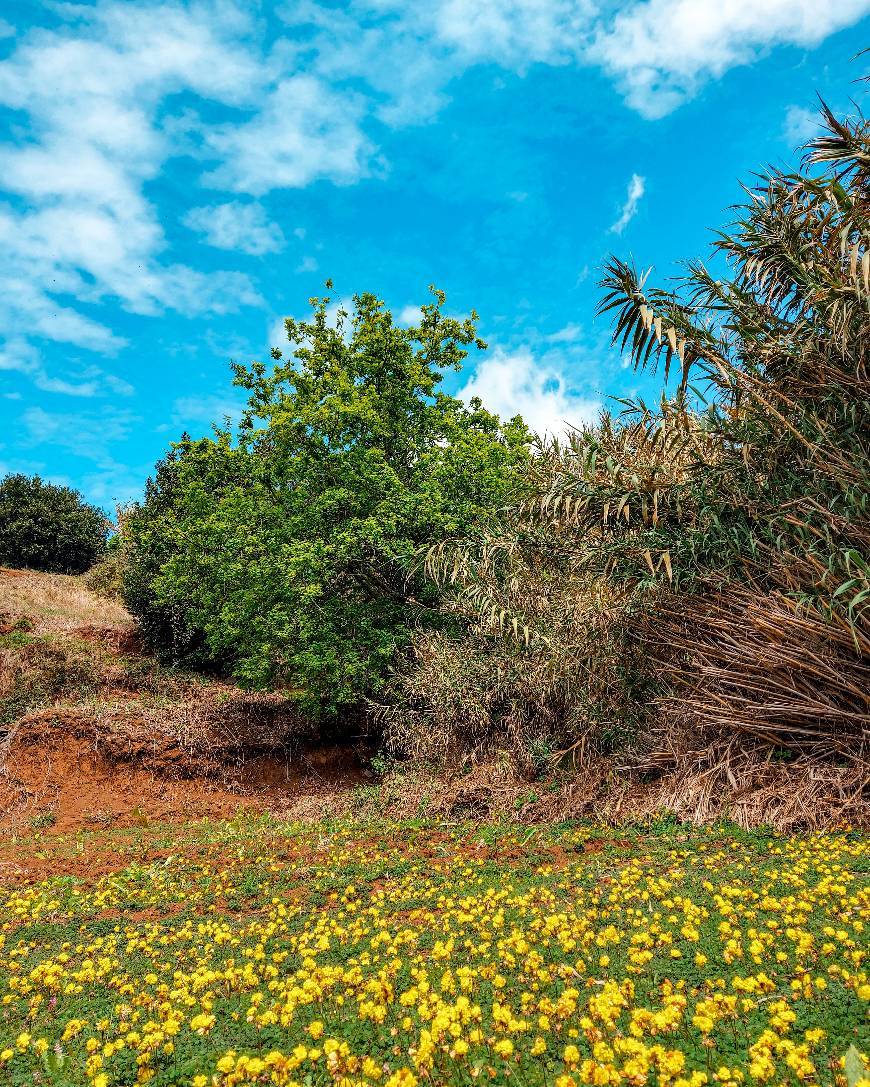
<box><xmin>0</xmin><ymin>818</ymin><xmax>867</xmax><ymax>1087</ymax></box>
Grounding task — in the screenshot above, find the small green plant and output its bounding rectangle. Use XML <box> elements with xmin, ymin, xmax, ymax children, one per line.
<box><xmin>525</xmin><ymin>736</ymin><xmax>554</xmax><ymax>776</ymax></box>
<box><xmin>41</xmin><ymin>1043</ymin><xmax>73</xmax><ymax>1086</ymax></box>
<box><xmin>370</xmin><ymin>750</ymin><xmax>396</xmax><ymax>778</ymax></box>
<box><xmin>28</xmin><ymin>808</ymin><xmax>57</xmax><ymax>831</ymax></box>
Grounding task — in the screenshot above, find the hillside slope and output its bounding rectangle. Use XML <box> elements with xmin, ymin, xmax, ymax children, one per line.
<box><xmin>2</xmin><ymin>568</ymin><xmax>867</xmax><ymax>833</ymax></box>
<box><xmin>0</xmin><ymin>568</ymin><xmax>369</xmax><ymax>831</ymax></box>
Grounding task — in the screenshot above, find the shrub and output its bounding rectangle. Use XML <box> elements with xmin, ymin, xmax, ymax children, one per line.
<box><xmin>84</xmin><ymin>552</ymin><xmax>127</xmax><ymax>603</ymax></box>
<box><xmin>411</xmin><ymin>101</ymin><xmax>869</xmax><ymax>774</ymax></box>
<box><xmin>383</xmin><ymin>425</ymin><xmax>660</xmax><ymax>769</ymax></box>
<box><xmin>125</xmin><ymin>287</ymin><xmax>530</xmax><ymax>717</ymax></box>
<box><xmin>0</xmin><ymin>474</ymin><xmax>108</xmax><ymax>574</ymax></box>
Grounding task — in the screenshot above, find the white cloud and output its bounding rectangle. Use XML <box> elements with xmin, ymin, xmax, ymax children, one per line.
<box><xmin>368</xmin><ymin>0</ymin><xmax>870</xmax><ymax>120</ymax></box>
<box><xmin>399</xmin><ymin>305</ymin><xmax>424</xmax><ymax>325</ymax></box>
<box><xmin>269</xmin><ymin>317</ymin><xmax>291</xmax><ymax>353</ymax></box>
<box><xmin>202</xmin><ymin>76</ymin><xmax>374</xmax><ymax>195</ymax></box>
<box><xmin>546</xmin><ymin>322</ymin><xmax>583</xmax><ymax>343</ymax></box>
<box><xmin>610</xmin><ymin>173</ymin><xmax>645</xmax><ymax>234</ymax></box>
<box><xmin>184</xmin><ymin>202</ymin><xmax>285</xmax><ymax>256</ymax></box>
<box><xmin>783</xmin><ymin>104</ymin><xmax>821</xmax><ymax>145</ymax></box>
<box><xmin>457</xmin><ymin>346</ymin><xmax>600</xmax><ymax>436</ymax></box>
<box><xmin>278</xmin><ymin>2</ymin><xmax>455</xmax><ymax>126</ymax></box>
<box><xmin>591</xmin><ymin>0</ymin><xmax>870</xmax><ymax>118</ymax></box>
<box><xmin>0</xmin><ymin>2</ymin><xmax>357</xmax><ymax>396</ymax></box>
<box><xmin>425</xmin><ymin>0</ymin><xmax>593</xmax><ymax>66</ymax></box>
<box><xmin>167</xmin><ymin>393</ymin><xmax>248</xmax><ymax>433</ymax></box>
<box><xmin>0</xmin><ymin>338</ymin><xmax>132</xmax><ymax>398</ymax></box>
<box><xmin>18</xmin><ymin>403</ymin><xmax>147</xmax><ymax>506</ymax></box>
<box><xmin>22</xmin><ymin>405</ymin><xmax>137</xmax><ymax>460</ymax></box>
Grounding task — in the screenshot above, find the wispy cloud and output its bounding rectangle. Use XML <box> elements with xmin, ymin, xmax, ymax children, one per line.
<box><xmin>610</xmin><ymin>174</ymin><xmax>646</xmax><ymax>235</ymax></box>
<box><xmin>202</xmin><ymin>76</ymin><xmax>374</xmax><ymax>195</ymax></box>
<box><xmin>0</xmin><ymin>338</ymin><xmax>133</xmax><ymax>398</ymax></box>
<box><xmin>184</xmin><ymin>202</ymin><xmax>285</xmax><ymax>256</ymax></box>
<box><xmin>546</xmin><ymin>322</ymin><xmax>584</xmax><ymax>344</ymax></box>
<box><xmin>164</xmin><ymin>393</ymin><xmax>248</xmax><ymax>436</ymax></box>
<box><xmin>783</xmin><ymin>104</ymin><xmax>821</xmax><ymax>146</ymax></box>
<box><xmin>19</xmin><ymin>403</ymin><xmax>146</xmax><ymax>506</ymax></box>
<box><xmin>23</xmin><ymin>405</ymin><xmax>136</xmax><ymax>454</ymax></box>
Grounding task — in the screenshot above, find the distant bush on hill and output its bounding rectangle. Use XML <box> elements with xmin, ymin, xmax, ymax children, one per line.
<box><xmin>0</xmin><ymin>474</ymin><xmax>108</xmax><ymax>575</ymax></box>
<box><xmin>84</xmin><ymin>552</ymin><xmax>127</xmax><ymax>602</ymax></box>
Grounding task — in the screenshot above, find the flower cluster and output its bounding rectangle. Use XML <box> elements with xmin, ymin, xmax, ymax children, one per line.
<box><xmin>0</xmin><ymin>820</ymin><xmax>867</xmax><ymax>1087</ymax></box>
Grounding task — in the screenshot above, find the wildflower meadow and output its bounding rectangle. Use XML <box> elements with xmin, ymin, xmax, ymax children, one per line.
<box><xmin>0</xmin><ymin>819</ymin><xmax>867</xmax><ymax>1087</ymax></box>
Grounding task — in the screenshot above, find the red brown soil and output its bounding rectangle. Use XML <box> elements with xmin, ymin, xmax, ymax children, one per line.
<box><xmin>0</xmin><ymin>709</ymin><xmax>370</xmax><ymax>834</ymax></box>
<box><xmin>1</xmin><ymin>569</ymin><xmax>375</xmax><ymax>834</ymax></box>
<box><xmin>71</xmin><ymin>623</ymin><xmax>144</xmax><ymax>654</ymax></box>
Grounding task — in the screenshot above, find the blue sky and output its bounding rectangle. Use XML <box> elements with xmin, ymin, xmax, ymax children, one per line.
<box><xmin>1</xmin><ymin>0</ymin><xmax>868</xmax><ymax>511</ymax></box>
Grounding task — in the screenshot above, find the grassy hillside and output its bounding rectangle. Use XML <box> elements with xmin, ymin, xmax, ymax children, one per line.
<box><xmin>0</xmin><ymin>568</ymin><xmax>368</xmax><ymax>832</ymax></box>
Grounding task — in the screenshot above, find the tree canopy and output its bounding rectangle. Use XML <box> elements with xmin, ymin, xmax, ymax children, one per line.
<box><xmin>0</xmin><ymin>473</ymin><xmax>108</xmax><ymax>574</ymax></box>
<box><xmin>125</xmin><ymin>287</ymin><xmax>530</xmax><ymax>715</ymax></box>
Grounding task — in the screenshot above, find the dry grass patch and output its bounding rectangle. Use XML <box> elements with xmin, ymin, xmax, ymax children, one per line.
<box><xmin>0</xmin><ymin>567</ymin><xmax>132</xmax><ymax>634</ymax></box>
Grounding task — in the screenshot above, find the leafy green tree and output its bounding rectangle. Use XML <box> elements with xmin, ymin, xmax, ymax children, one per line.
<box><xmin>125</xmin><ymin>287</ymin><xmax>530</xmax><ymax>715</ymax></box>
<box><xmin>0</xmin><ymin>473</ymin><xmax>108</xmax><ymax>574</ymax></box>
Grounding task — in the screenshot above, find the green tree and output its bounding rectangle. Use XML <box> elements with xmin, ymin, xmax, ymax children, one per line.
<box><xmin>0</xmin><ymin>473</ymin><xmax>108</xmax><ymax>574</ymax></box>
<box><xmin>125</xmin><ymin>287</ymin><xmax>530</xmax><ymax>715</ymax></box>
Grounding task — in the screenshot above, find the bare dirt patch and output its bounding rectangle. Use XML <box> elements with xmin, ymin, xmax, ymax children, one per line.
<box><xmin>0</xmin><ymin>709</ymin><xmax>370</xmax><ymax>833</ymax></box>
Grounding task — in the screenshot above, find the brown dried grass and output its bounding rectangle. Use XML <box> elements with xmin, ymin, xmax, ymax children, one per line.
<box><xmin>0</xmin><ymin>567</ymin><xmax>132</xmax><ymax>634</ymax></box>
<box><xmin>0</xmin><ymin>570</ymin><xmax>312</xmax><ymax>785</ymax></box>
<box><xmin>639</xmin><ymin>585</ymin><xmax>869</xmax><ymax>763</ymax></box>
<box><xmin>354</xmin><ymin>748</ymin><xmax>868</xmax><ymax>831</ymax></box>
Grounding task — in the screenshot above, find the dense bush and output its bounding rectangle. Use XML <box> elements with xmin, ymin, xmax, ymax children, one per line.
<box><xmin>400</xmin><ymin>101</ymin><xmax>869</xmax><ymax>779</ymax></box>
<box><xmin>0</xmin><ymin>474</ymin><xmax>108</xmax><ymax>574</ymax></box>
<box><xmin>125</xmin><ymin>288</ymin><xmax>530</xmax><ymax>716</ymax></box>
